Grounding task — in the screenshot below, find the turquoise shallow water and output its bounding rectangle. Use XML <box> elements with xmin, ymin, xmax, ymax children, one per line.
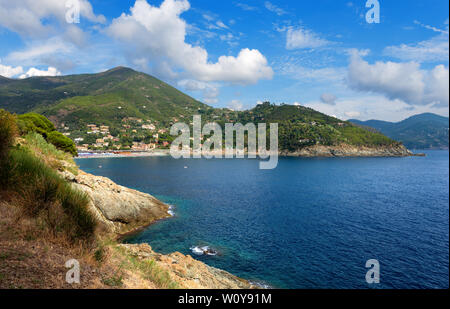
<box><xmin>76</xmin><ymin>151</ymin><xmax>449</xmax><ymax>289</ymax></box>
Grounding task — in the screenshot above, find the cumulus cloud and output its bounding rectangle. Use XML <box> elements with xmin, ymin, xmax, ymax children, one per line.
<box><xmin>107</xmin><ymin>0</ymin><xmax>273</xmax><ymax>85</ymax></box>
<box><xmin>19</xmin><ymin>66</ymin><xmax>61</xmax><ymax>79</ymax></box>
<box><xmin>0</xmin><ymin>0</ymin><xmax>105</xmax><ymax>37</ymax></box>
<box><xmin>320</xmin><ymin>93</ymin><xmax>337</xmax><ymax>105</ymax></box>
<box><xmin>0</xmin><ymin>63</ymin><xmax>23</xmax><ymax>78</ymax></box>
<box><xmin>0</xmin><ymin>61</ymin><xmax>61</xmax><ymax>79</ymax></box>
<box><xmin>348</xmin><ymin>51</ymin><xmax>449</xmax><ymax>107</ymax></box>
<box><xmin>286</xmin><ymin>27</ymin><xmax>329</xmax><ymax>50</ymax></box>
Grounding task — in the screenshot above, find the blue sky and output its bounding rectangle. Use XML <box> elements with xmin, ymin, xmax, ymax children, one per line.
<box><xmin>0</xmin><ymin>0</ymin><xmax>448</xmax><ymax>121</ymax></box>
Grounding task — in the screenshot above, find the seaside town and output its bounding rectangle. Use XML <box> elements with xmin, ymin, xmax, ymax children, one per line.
<box><xmin>60</xmin><ymin>117</ymin><xmax>173</xmax><ymax>154</ymax></box>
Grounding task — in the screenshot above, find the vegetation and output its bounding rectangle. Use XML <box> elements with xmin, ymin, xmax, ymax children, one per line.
<box><xmin>231</xmin><ymin>102</ymin><xmax>398</xmax><ymax>151</ymax></box>
<box><xmin>0</xmin><ymin>109</ymin><xmax>16</xmax><ymax>160</ymax></box>
<box><xmin>17</xmin><ymin>112</ymin><xmax>55</xmax><ymax>136</ymax></box>
<box><xmin>0</xmin><ymin>67</ymin><xmax>402</xmax><ymax>152</ymax></box>
<box><xmin>0</xmin><ymin>109</ymin><xmax>95</xmax><ymax>243</ymax></box>
<box><xmin>14</xmin><ymin>111</ymin><xmax>78</xmax><ymax>155</ymax></box>
<box><xmin>113</xmin><ymin>244</ymin><xmax>179</xmax><ymax>289</ymax></box>
<box><xmin>46</xmin><ymin>131</ymin><xmax>77</xmax><ymax>156</ymax></box>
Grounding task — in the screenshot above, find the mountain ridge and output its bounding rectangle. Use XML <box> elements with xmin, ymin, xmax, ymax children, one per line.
<box><xmin>0</xmin><ymin>67</ymin><xmax>409</xmax><ymax>154</ymax></box>
<box><xmin>350</xmin><ymin>113</ymin><xmax>449</xmax><ymax>150</ymax></box>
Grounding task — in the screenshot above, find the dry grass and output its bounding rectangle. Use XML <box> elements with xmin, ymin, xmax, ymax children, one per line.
<box><xmin>0</xmin><ymin>200</ymin><xmax>173</xmax><ymax>289</ymax></box>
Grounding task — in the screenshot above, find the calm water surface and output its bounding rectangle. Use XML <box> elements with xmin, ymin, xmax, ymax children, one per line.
<box><xmin>76</xmin><ymin>151</ymin><xmax>449</xmax><ymax>288</ymax></box>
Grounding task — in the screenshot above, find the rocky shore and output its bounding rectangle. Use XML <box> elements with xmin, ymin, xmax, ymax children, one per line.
<box><xmin>280</xmin><ymin>143</ymin><xmax>413</xmax><ymax>157</ymax></box>
<box><xmin>60</xmin><ymin>169</ymin><xmax>253</xmax><ymax>289</ymax></box>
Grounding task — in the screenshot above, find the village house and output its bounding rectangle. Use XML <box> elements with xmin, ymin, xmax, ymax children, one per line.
<box><xmin>142</xmin><ymin>124</ymin><xmax>156</xmax><ymax>130</ymax></box>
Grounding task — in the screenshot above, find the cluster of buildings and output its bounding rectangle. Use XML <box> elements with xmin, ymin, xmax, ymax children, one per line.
<box><xmin>75</xmin><ymin>120</ymin><xmax>169</xmax><ymax>152</ymax></box>
<box><xmin>87</xmin><ymin>124</ymin><xmax>110</xmax><ymax>135</ymax></box>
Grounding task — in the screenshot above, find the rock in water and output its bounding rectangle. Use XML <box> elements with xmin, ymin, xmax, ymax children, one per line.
<box><xmin>62</xmin><ymin>170</ymin><xmax>170</xmax><ymax>235</ymax></box>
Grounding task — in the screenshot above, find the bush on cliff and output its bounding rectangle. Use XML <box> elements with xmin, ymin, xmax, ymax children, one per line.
<box><xmin>17</xmin><ymin>112</ymin><xmax>55</xmax><ymax>137</ymax></box>
<box><xmin>16</xmin><ymin>112</ymin><xmax>77</xmax><ymax>156</ymax></box>
<box><xmin>0</xmin><ymin>109</ymin><xmax>17</xmax><ymax>159</ymax></box>
<box><xmin>46</xmin><ymin>131</ymin><xmax>78</xmax><ymax>156</ymax></box>
<box><xmin>0</xmin><ymin>109</ymin><xmax>96</xmax><ymax>243</ymax></box>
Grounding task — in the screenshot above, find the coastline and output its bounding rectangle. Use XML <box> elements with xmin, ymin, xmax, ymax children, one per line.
<box><xmin>64</xmin><ymin>167</ymin><xmax>255</xmax><ymax>289</ymax></box>
<box><xmin>77</xmin><ymin>149</ymin><xmax>171</xmax><ymax>159</ymax></box>
<box><xmin>77</xmin><ymin>143</ymin><xmax>414</xmax><ymax>159</ymax></box>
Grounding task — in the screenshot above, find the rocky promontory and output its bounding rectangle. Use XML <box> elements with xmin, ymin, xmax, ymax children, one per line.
<box><xmin>280</xmin><ymin>143</ymin><xmax>412</xmax><ymax>157</ymax></box>
<box><xmin>61</xmin><ymin>170</ymin><xmax>170</xmax><ymax>235</ymax></box>
<box><xmin>59</xmin><ymin>169</ymin><xmax>253</xmax><ymax>289</ymax></box>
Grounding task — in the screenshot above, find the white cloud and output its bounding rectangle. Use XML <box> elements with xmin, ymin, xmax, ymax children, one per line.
<box><xmin>264</xmin><ymin>1</ymin><xmax>286</xmax><ymax>16</ymax></box>
<box><xmin>227</xmin><ymin>99</ymin><xmax>244</xmax><ymax>111</ymax></box>
<box><xmin>348</xmin><ymin>51</ymin><xmax>449</xmax><ymax>107</ymax></box>
<box><xmin>7</xmin><ymin>38</ymin><xmax>73</xmax><ymax>63</ymax></box>
<box><xmin>304</xmin><ymin>94</ymin><xmax>449</xmax><ymax>122</ymax></box>
<box><xmin>413</xmin><ymin>20</ymin><xmax>449</xmax><ymax>35</ymax></box>
<box><xmin>0</xmin><ymin>63</ymin><xmax>23</xmax><ymax>78</ymax></box>
<box><xmin>0</xmin><ymin>0</ymin><xmax>105</xmax><ymax>37</ymax></box>
<box><xmin>344</xmin><ymin>111</ymin><xmax>360</xmax><ymax>118</ymax></box>
<box><xmin>384</xmin><ymin>33</ymin><xmax>449</xmax><ymax>63</ymax></box>
<box><xmin>202</xmin><ymin>14</ymin><xmax>214</xmax><ymax>22</ymax></box>
<box><xmin>19</xmin><ymin>66</ymin><xmax>61</xmax><ymax>79</ymax></box>
<box><xmin>216</xmin><ymin>21</ymin><xmax>229</xmax><ymax>29</ymax></box>
<box><xmin>178</xmin><ymin>79</ymin><xmax>220</xmax><ymax>104</ymax></box>
<box><xmin>320</xmin><ymin>93</ymin><xmax>337</xmax><ymax>105</ymax></box>
<box><xmin>286</xmin><ymin>27</ymin><xmax>329</xmax><ymax>50</ymax></box>
<box><xmin>0</xmin><ymin>61</ymin><xmax>61</xmax><ymax>79</ymax></box>
<box><xmin>236</xmin><ymin>3</ymin><xmax>258</xmax><ymax>11</ymax></box>
<box><xmin>279</xmin><ymin>63</ymin><xmax>346</xmax><ymax>83</ymax></box>
<box><xmin>107</xmin><ymin>0</ymin><xmax>273</xmax><ymax>85</ymax></box>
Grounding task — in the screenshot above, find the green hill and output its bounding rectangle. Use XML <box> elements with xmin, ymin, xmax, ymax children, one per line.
<box><xmin>350</xmin><ymin>113</ymin><xmax>449</xmax><ymax>150</ymax></box>
<box><xmin>0</xmin><ymin>67</ymin><xmax>401</xmax><ymax>152</ymax></box>
<box><xmin>0</xmin><ymin>66</ymin><xmax>210</xmax><ymax>125</ymax></box>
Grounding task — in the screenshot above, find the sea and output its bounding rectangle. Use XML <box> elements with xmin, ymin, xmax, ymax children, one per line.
<box><xmin>76</xmin><ymin>150</ymin><xmax>449</xmax><ymax>289</ymax></box>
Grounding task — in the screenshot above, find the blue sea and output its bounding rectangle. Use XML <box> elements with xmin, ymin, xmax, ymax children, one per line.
<box><xmin>76</xmin><ymin>151</ymin><xmax>449</xmax><ymax>289</ymax></box>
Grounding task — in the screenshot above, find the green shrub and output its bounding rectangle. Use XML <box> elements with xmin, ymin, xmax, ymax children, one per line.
<box><xmin>17</xmin><ymin>113</ymin><xmax>55</xmax><ymax>137</ymax></box>
<box><xmin>0</xmin><ymin>109</ymin><xmax>17</xmax><ymax>160</ymax></box>
<box><xmin>46</xmin><ymin>131</ymin><xmax>77</xmax><ymax>156</ymax></box>
<box><xmin>5</xmin><ymin>147</ymin><xmax>95</xmax><ymax>242</ymax></box>
<box><xmin>24</xmin><ymin>132</ymin><xmax>71</xmax><ymax>161</ymax></box>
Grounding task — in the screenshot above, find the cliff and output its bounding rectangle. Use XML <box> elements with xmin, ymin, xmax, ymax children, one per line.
<box><xmin>58</xmin><ymin>168</ymin><xmax>253</xmax><ymax>289</ymax></box>
<box><xmin>61</xmin><ymin>169</ymin><xmax>170</xmax><ymax>235</ymax></box>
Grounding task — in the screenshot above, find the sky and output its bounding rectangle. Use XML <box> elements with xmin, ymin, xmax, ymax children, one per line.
<box><xmin>0</xmin><ymin>0</ymin><xmax>448</xmax><ymax>122</ymax></box>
